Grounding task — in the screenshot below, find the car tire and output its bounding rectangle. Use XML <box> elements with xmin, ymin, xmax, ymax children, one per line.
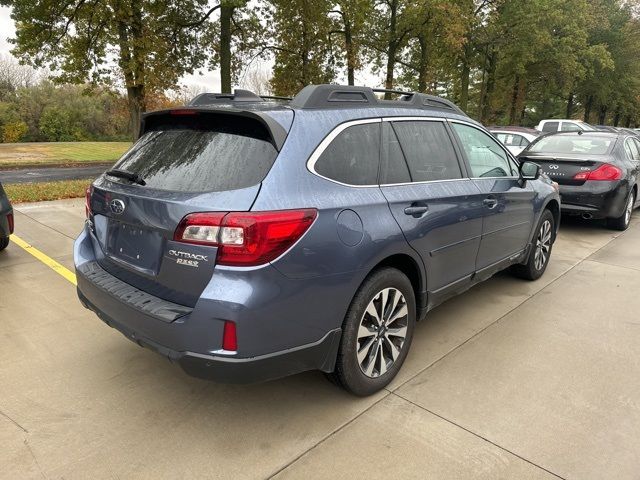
<box><xmin>607</xmin><ymin>190</ymin><xmax>635</xmax><ymax>231</ymax></box>
<box><xmin>0</xmin><ymin>236</ymin><xmax>8</xmax><ymax>251</ymax></box>
<box><xmin>327</xmin><ymin>267</ymin><xmax>416</xmax><ymax>396</ymax></box>
<box><xmin>511</xmin><ymin>209</ymin><xmax>555</xmax><ymax>281</ymax></box>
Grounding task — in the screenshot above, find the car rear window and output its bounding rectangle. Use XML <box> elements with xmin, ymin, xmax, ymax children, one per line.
<box><xmin>109</xmin><ymin>113</ymin><xmax>278</xmax><ymax>192</ymax></box>
<box><xmin>529</xmin><ymin>135</ymin><xmax>614</xmax><ymax>155</ymax></box>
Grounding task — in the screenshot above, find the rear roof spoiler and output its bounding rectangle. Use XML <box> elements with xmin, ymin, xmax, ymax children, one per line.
<box><xmin>140</xmin><ymin>107</ymin><xmax>290</xmax><ymax>151</ymax></box>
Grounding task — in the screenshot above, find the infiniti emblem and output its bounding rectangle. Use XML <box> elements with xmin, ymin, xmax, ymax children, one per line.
<box><xmin>549</xmin><ymin>165</ymin><xmax>559</xmax><ymax>170</ymax></box>
<box><xmin>109</xmin><ymin>199</ymin><xmax>126</xmax><ymax>215</ymax></box>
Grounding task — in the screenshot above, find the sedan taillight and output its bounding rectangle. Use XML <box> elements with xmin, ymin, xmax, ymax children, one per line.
<box><xmin>7</xmin><ymin>213</ymin><xmax>14</xmax><ymax>234</ymax></box>
<box><xmin>573</xmin><ymin>163</ymin><xmax>622</xmax><ymax>181</ymax></box>
<box><xmin>174</xmin><ymin>209</ymin><xmax>318</xmax><ymax>266</ymax></box>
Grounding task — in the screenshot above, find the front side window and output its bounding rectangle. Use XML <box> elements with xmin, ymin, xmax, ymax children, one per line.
<box><xmin>314</xmin><ymin>122</ymin><xmax>380</xmax><ymax>185</ymax></box>
<box><xmin>452</xmin><ymin>123</ymin><xmax>516</xmax><ymax>178</ymax></box>
<box><xmin>391</xmin><ymin>121</ymin><xmax>462</xmax><ymax>182</ymax></box>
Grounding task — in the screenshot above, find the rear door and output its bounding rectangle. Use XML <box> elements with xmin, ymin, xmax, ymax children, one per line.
<box><xmin>87</xmin><ymin>110</ymin><xmax>284</xmax><ymax>307</ymax></box>
<box><xmin>450</xmin><ymin>121</ymin><xmax>535</xmax><ymax>272</ymax></box>
<box><xmin>380</xmin><ymin>119</ymin><xmax>484</xmax><ymax>294</ymax></box>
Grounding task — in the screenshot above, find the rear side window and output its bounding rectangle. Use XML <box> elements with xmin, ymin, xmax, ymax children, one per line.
<box><xmin>625</xmin><ymin>138</ymin><xmax>640</xmax><ymax>161</ymax></box>
<box><xmin>392</xmin><ymin>121</ymin><xmax>462</xmax><ymax>182</ymax></box>
<box><xmin>561</xmin><ymin>122</ymin><xmax>582</xmax><ymax>132</ymax></box>
<box><xmin>542</xmin><ymin>121</ymin><xmax>559</xmax><ymax>133</ymax></box>
<box><xmin>111</xmin><ymin>113</ymin><xmax>278</xmax><ymax>193</ymax></box>
<box><xmin>314</xmin><ymin>122</ymin><xmax>380</xmax><ymax>185</ymax></box>
<box><xmin>380</xmin><ymin>123</ymin><xmax>411</xmax><ymax>184</ymax></box>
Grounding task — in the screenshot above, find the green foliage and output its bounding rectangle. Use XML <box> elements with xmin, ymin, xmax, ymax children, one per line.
<box><xmin>2</xmin><ymin>0</ymin><xmax>640</xmax><ymax>129</ymax></box>
<box><xmin>268</xmin><ymin>0</ymin><xmax>336</xmax><ymax>96</ymax></box>
<box><xmin>2</xmin><ymin>121</ymin><xmax>28</xmax><ymax>142</ymax></box>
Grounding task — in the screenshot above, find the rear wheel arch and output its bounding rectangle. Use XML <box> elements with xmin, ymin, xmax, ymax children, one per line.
<box><xmin>366</xmin><ymin>253</ymin><xmax>425</xmax><ymax>310</ymax></box>
<box><xmin>543</xmin><ymin>199</ymin><xmax>560</xmax><ymax>239</ymax></box>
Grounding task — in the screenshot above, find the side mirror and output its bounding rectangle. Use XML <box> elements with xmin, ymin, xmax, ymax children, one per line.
<box><xmin>520</xmin><ymin>161</ymin><xmax>541</xmax><ymax>181</ymax></box>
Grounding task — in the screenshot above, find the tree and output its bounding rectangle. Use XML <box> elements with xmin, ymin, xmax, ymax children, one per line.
<box><xmin>268</xmin><ymin>0</ymin><xmax>335</xmax><ymax>96</ymax></box>
<box><xmin>2</xmin><ymin>0</ymin><xmax>218</xmax><ymax>138</ymax></box>
<box><xmin>397</xmin><ymin>0</ymin><xmax>469</xmax><ymax>93</ymax></box>
<box><xmin>328</xmin><ymin>0</ymin><xmax>372</xmax><ymax>85</ymax></box>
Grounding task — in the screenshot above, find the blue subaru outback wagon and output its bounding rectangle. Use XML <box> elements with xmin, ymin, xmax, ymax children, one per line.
<box><xmin>75</xmin><ymin>85</ymin><xmax>560</xmax><ymax>395</ymax></box>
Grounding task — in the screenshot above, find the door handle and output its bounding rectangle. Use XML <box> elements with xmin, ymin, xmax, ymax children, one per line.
<box><xmin>483</xmin><ymin>197</ymin><xmax>498</xmax><ymax>209</ymax></box>
<box><xmin>404</xmin><ymin>206</ymin><xmax>429</xmax><ymax>217</ymax></box>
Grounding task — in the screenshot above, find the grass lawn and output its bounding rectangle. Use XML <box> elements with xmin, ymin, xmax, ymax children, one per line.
<box><xmin>0</xmin><ymin>142</ymin><xmax>131</xmax><ymax>169</ymax></box>
<box><xmin>5</xmin><ymin>179</ymin><xmax>90</xmax><ymax>203</ymax></box>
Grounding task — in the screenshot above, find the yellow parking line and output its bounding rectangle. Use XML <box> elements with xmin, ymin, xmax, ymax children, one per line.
<box><xmin>11</xmin><ymin>234</ymin><xmax>77</xmax><ymax>286</ymax></box>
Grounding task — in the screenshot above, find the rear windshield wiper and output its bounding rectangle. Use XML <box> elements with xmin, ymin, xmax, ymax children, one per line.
<box><xmin>105</xmin><ymin>169</ymin><xmax>146</xmax><ymax>186</ymax></box>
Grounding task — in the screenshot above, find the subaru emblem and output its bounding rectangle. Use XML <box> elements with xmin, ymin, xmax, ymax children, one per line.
<box><xmin>109</xmin><ymin>199</ymin><xmax>126</xmax><ymax>215</ymax></box>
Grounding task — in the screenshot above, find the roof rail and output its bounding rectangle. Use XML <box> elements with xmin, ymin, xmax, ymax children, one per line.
<box><xmin>289</xmin><ymin>84</ymin><xmax>467</xmax><ymax>116</ymax></box>
<box><xmin>188</xmin><ymin>89</ymin><xmax>291</xmax><ymax>106</ymax></box>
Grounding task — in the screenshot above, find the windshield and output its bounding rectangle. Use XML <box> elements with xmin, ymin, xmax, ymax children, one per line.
<box><xmin>528</xmin><ymin>135</ymin><xmax>614</xmax><ymax>155</ymax></box>
<box><xmin>110</xmin><ymin>113</ymin><xmax>278</xmax><ymax>193</ymax></box>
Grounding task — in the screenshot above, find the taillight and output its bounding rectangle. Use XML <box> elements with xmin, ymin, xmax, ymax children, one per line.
<box><xmin>85</xmin><ymin>185</ymin><xmax>94</xmax><ymax>218</ymax></box>
<box><xmin>174</xmin><ymin>209</ymin><xmax>317</xmax><ymax>266</ymax></box>
<box><xmin>222</xmin><ymin>321</ymin><xmax>237</xmax><ymax>351</ymax></box>
<box><xmin>7</xmin><ymin>213</ymin><xmax>14</xmax><ymax>234</ymax></box>
<box><xmin>573</xmin><ymin>163</ymin><xmax>622</xmax><ymax>181</ymax></box>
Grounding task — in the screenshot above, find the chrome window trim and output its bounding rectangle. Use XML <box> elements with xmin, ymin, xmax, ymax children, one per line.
<box><xmin>306</xmin><ymin>118</ymin><xmax>382</xmax><ymax>189</ymax></box>
<box><xmin>305</xmin><ymin>115</ymin><xmax>521</xmax><ymax>188</ymax></box>
<box><xmin>381</xmin><ymin>116</ymin><xmax>447</xmax><ymax>123</ymax></box>
<box><xmin>380</xmin><ymin>177</ymin><xmax>472</xmax><ymax>188</ymax></box>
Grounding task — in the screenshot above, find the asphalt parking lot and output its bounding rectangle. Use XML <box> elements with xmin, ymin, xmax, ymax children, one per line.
<box><xmin>1</xmin><ymin>199</ymin><xmax>640</xmax><ymax>479</ymax></box>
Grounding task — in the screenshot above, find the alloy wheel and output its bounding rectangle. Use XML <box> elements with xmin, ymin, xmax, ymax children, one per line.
<box><xmin>534</xmin><ymin>219</ymin><xmax>552</xmax><ymax>271</ymax></box>
<box><xmin>356</xmin><ymin>287</ymin><xmax>408</xmax><ymax>378</ymax></box>
<box><xmin>625</xmin><ymin>194</ymin><xmax>634</xmax><ymax>227</ymax></box>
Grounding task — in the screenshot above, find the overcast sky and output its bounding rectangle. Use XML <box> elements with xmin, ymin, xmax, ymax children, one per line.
<box><xmin>0</xmin><ymin>6</ymin><xmax>380</xmax><ymax>93</ymax></box>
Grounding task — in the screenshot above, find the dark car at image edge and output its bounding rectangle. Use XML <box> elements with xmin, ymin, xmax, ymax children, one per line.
<box><xmin>519</xmin><ymin>131</ymin><xmax>640</xmax><ymax>230</ymax></box>
<box><xmin>74</xmin><ymin>85</ymin><xmax>560</xmax><ymax>395</ymax></box>
<box><xmin>0</xmin><ymin>181</ymin><xmax>14</xmax><ymax>251</ymax></box>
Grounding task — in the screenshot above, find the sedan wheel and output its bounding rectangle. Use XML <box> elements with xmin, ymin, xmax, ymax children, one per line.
<box><xmin>607</xmin><ymin>191</ymin><xmax>635</xmax><ymax>231</ymax></box>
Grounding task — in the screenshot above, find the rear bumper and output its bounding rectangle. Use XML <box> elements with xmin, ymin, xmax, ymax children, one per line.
<box><xmin>77</xmin><ymin>287</ymin><xmax>340</xmax><ymax>383</ymax></box>
<box><xmin>74</xmin><ymin>226</ymin><xmax>349</xmax><ymax>383</ymax></box>
<box><xmin>559</xmin><ymin>181</ymin><xmax>630</xmax><ymax>219</ymax></box>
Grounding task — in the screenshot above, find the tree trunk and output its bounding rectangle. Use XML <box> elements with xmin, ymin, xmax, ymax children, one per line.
<box><xmin>116</xmin><ymin>2</ymin><xmax>146</xmax><ymax>141</ymax></box>
<box><xmin>344</xmin><ymin>18</ymin><xmax>355</xmax><ymax>86</ymax></box>
<box><xmin>220</xmin><ymin>5</ymin><xmax>233</xmax><ymax>94</ymax></box>
<box><xmin>460</xmin><ymin>60</ymin><xmax>470</xmax><ymax>111</ymax></box>
<box><xmin>126</xmin><ymin>85</ymin><xmax>145</xmax><ymax>140</ymax></box>
<box><xmin>584</xmin><ymin>95</ymin><xmax>593</xmax><ymax>123</ymax></box>
<box><xmin>417</xmin><ymin>35</ymin><xmax>429</xmax><ymax>93</ymax></box>
<box><xmin>384</xmin><ymin>0</ymin><xmax>398</xmax><ymax>98</ymax></box>
<box><xmin>480</xmin><ymin>50</ymin><xmax>496</xmax><ymax>124</ymax></box>
<box><xmin>613</xmin><ymin>105</ymin><xmax>621</xmax><ymax>127</ymax></box>
<box><xmin>566</xmin><ymin>91</ymin><xmax>574</xmax><ymax>119</ymax></box>
<box><xmin>624</xmin><ymin>115</ymin><xmax>632</xmax><ymax>128</ymax></box>
<box><xmin>509</xmin><ymin>75</ymin><xmax>521</xmax><ymax>125</ymax></box>
<box><xmin>598</xmin><ymin>104</ymin><xmax>608</xmax><ymax>125</ymax></box>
